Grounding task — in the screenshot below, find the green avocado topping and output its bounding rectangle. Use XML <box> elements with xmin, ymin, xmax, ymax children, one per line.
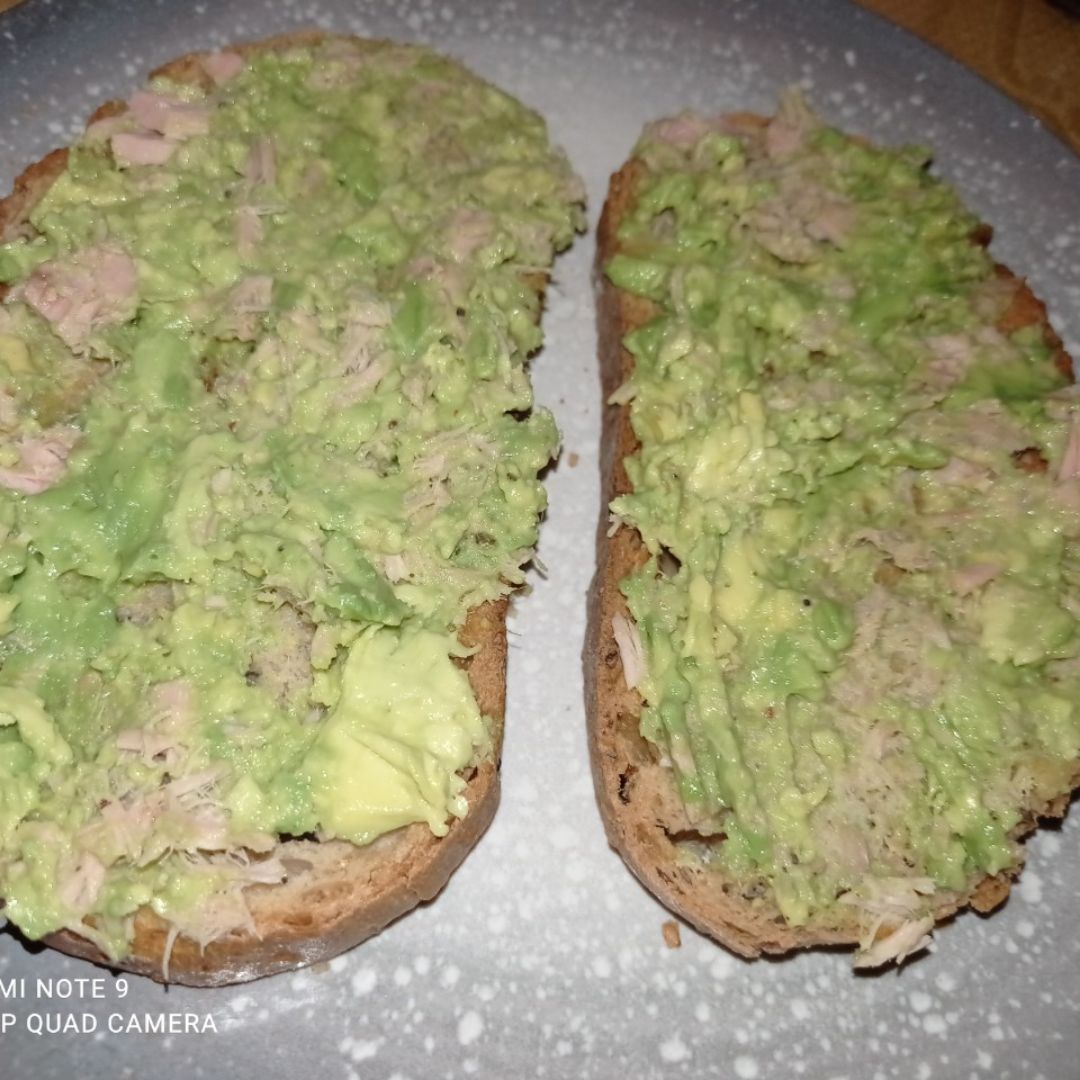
<box><xmin>0</xmin><ymin>40</ymin><xmax>582</xmax><ymax>958</ymax></box>
<box><xmin>608</xmin><ymin>93</ymin><xmax>1080</xmax><ymax>957</ymax></box>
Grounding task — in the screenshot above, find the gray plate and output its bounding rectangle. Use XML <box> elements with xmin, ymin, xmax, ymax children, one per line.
<box><xmin>1</xmin><ymin>1</ymin><xmax>1078</xmax><ymax>1078</ymax></box>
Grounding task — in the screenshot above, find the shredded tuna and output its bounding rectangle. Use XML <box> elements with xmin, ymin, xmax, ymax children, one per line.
<box><xmin>749</xmin><ymin>178</ymin><xmax>858</xmax><ymax>263</ymax></box>
<box><xmin>343</xmin><ymin>357</ymin><xmax>389</xmax><ymax>404</ymax></box>
<box><xmin>170</xmin><ymin>883</ymin><xmax>258</xmax><ymax>953</ymax></box>
<box><xmin>340</xmin><ymin>299</ymin><xmax>392</xmax><ymax>387</ymax></box>
<box><xmin>160</xmin><ymin>924</ymin><xmax>181</xmax><ymax>984</ymax></box>
<box><xmin>424</xmin><ymin>427</ymin><xmax>495</xmax><ymax>458</ymax></box>
<box><xmin>179</xmin><ymin>804</ymin><xmax>231</xmax><ymax>852</ymax></box>
<box><xmin>235</xmin><ymin>206</ymin><xmax>264</xmax><ymax>260</ymax></box>
<box><xmin>83</xmin><ymin>114</ymin><xmax>128</xmax><ymax>142</ymax></box>
<box><xmin>840</xmin><ymin>876</ymin><xmax>937</xmax><ymax>967</ymax></box>
<box><xmin>1058</xmin><ymin>415</ymin><xmax>1080</xmax><ymax>482</ymax></box>
<box><xmin>863</xmin><ymin>722</ymin><xmax>906</xmax><ymax>763</ymax></box>
<box><xmin>20</xmin><ymin>245</ymin><xmax>137</xmax><ymax>350</ymax></box>
<box><xmin>229</xmin><ymin>275</ymin><xmax>273</xmax><ymax>313</ymax></box>
<box><xmin>128</xmin><ymin>90</ymin><xmax>212</xmax><ymax>140</ymax></box>
<box><xmin>201</xmin><ymin>51</ymin><xmax>244</xmax><ymax>85</ymax></box>
<box><xmin>115</xmin><ymin>728</ymin><xmax>181</xmax><ymax>764</ymax></box>
<box><xmin>408</xmin><ymin>255</ymin><xmax>470</xmax><ymax>310</ymax></box>
<box><xmin>607</xmin><ymin>511</ymin><xmax>629</xmax><ymax>537</ymax></box>
<box><xmin>920</xmin><ymin>507</ymin><xmax>980</xmax><ymax>529</ymax></box>
<box><xmin>209</xmin><ymin>469</ymin><xmax>233</xmax><ymax>497</ymax></box>
<box><xmin>764</xmin><ymin>87</ymin><xmax>819</xmax><ymax>162</ymax></box>
<box><xmin>0</xmin><ymin>426</ymin><xmax>80</xmax><ymax>494</ymax></box>
<box><xmin>111</xmin><ymin>131</ymin><xmax>178</xmax><ymax>167</ymax></box>
<box><xmin>244</xmin><ymin>601</ymin><xmax>314</xmax><ymax>706</ymax></box>
<box><xmin>916</xmin><ymin>399</ymin><xmax>1032</xmax><ymax>463</ymax></box>
<box><xmin>137</xmin><ymin>679</ymin><xmax>192</xmax><ymax>753</ymax></box>
<box><xmin>345</xmin><ymin>297</ymin><xmax>392</xmax><ymax>334</ymax></box>
<box><xmin>413</xmin><ymin>451</ymin><xmax>448</xmax><ymax>480</ymax></box>
<box><xmin>0</xmin><ymin>392</ymin><xmax>18</xmax><ymax>432</ymax></box>
<box><xmin>831</xmin><ymin>592</ymin><xmax>950</xmax><ymax>713</ymax></box>
<box><xmin>934</xmin><ymin>455</ymin><xmax>994</xmax><ymax>490</ymax></box>
<box><xmin>93</xmin><ymin>798</ymin><xmax>155</xmax><ymax>862</ymax></box>
<box><xmin>299</xmin><ymin>161</ymin><xmax>329</xmax><ymax>198</ymax></box>
<box><xmin>848</xmin><ymin>586</ymin><xmax>888</xmax><ymax>658</ymax></box>
<box><xmin>804</xmin><ymin>201</ymin><xmax>858</xmax><ymax>247</ymax></box>
<box><xmin>951</xmin><ymin>562</ymin><xmax>1004</xmax><ymax>596</ymax></box>
<box><xmin>612</xmin><ymin>612</ymin><xmax>647</xmax><ymax>691</ymax></box>
<box><xmin>446</xmin><ymin>208</ymin><xmax>495</xmax><ymax>263</ymax></box>
<box><xmin>404</xmin><ymin>478</ymin><xmax>451</xmax><ymax>522</ymax></box>
<box><xmin>218</xmin><ymin>275</ymin><xmax>273</xmax><ymax>339</ymax></box>
<box><xmin>646</xmin><ymin>112</ymin><xmax>719</xmax><ymax>149</ymax></box>
<box><xmin>383</xmin><ymin>553</ymin><xmax>409</xmax><ymax>583</ymax></box>
<box><xmin>57</xmin><ymin>852</ymin><xmax>106</xmax><ymax>916</ymax></box>
<box><xmin>973</xmin><ymin>325</ymin><xmax>1007</xmax><ymax>349</ymax></box>
<box><xmin>814</xmin><ymin>819</ymin><xmax>870</xmax><ymax>877</ymax></box>
<box><xmin>853</xmin><ymin>915</ymin><xmax>935</xmax><ymax>969</ymax></box>
<box><xmin>244</xmin><ymin>137</ymin><xmax>277</xmax><ymax>190</ymax></box>
<box><xmin>230</xmin><ymin>851</ymin><xmax>288</xmax><ymax>885</ymax></box>
<box><xmin>116</xmin><ymin>581</ymin><xmax>174</xmax><ymax>626</ymax></box>
<box><xmin>925</xmin><ymin>333</ymin><xmax>975</xmax><ymax>388</ymax></box>
<box><xmin>748</xmin><ymin>200</ymin><xmax>818</xmax><ymax>264</ymax></box>
<box><xmin>164</xmin><ymin>767</ymin><xmax>226</xmax><ymax>801</ymax></box>
<box><xmin>281</xmin><ymin>308</ymin><xmax>334</xmax><ymax>359</ymax></box>
<box><xmin>401</xmin><ymin>373</ymin><xmax>429</xmax><ymax>410</ymax></box>
<box><xmin>159</xmin><ymin>851</ymin><xmax>288</xmax><ymax>964</ymax></box>
<box><xmin>852</xmin><ymin>528</ymin><xmax>935</xmax><ymax>572</ymax></box>
<box><xmin>91</xmin><ymin>768</ymin><xmax>254</xmax><ymax>871</ymax></box>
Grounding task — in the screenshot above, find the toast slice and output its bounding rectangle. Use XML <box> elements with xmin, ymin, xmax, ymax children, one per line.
<box><xmin>586</xmin><ymin>97</ymin><xmax>1080</xmax><ymax>965</ymax></box>
<box><xmin>0</xmin><ymin>32</ymin><xmax>582</xmax><ymax>985</ymax></box>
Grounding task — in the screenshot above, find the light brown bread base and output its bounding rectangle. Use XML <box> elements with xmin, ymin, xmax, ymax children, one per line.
<box><xmin>585</xmin><ymin>151</ymin><xmax>1079</xmax><ymax>960</ymax></box>
<box><xmin>0</xmin><ymin>32</ymin><xmax>517</xmax><ymax>987</ymax></box>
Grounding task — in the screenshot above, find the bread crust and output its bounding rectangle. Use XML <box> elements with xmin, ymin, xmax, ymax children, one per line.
<box><xmin>585</xmin><ymin>141</ymin><xmax>1079</xmax><ymax>959</ymax></box>
<box><xmin>0</xmin><ymin>32</ymin><xmax>523</xmax><ymax>987</ymax></box>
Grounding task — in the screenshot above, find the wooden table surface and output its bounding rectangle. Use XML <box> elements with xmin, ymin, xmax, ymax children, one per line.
<box><xmin>0</xmin><ymin>0</ymin><xmax>1078</xmax><ymax>155</ymax></box>
<box><xmin>857</xmin><ymin>0</ymin><xmax>1080</xmax><ymax>155</ymax></box>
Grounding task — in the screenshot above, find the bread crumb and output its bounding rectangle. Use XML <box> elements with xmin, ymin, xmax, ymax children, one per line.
<box><xmin>662</xmin><ymin>920</ymin><xmax>681</xmax><ymax>948</ymax></box>
<box><xmin>568</xmin><ymin>451</ymin><xmax>580</xmax><ymax>467</ymax></box>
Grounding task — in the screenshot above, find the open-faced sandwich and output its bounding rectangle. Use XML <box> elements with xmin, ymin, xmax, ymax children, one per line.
<box><xmin>0</xmin><ymin>31</ymin><xmax>583</xmax><ymax>985</ymax></box>
<box><xmin>587</xmin><ymin>93</ymin><xmax>1080</xmax><ymax>966</ymax></box>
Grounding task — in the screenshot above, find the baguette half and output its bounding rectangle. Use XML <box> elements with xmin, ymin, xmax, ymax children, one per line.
<box><xmin>586</xmin><ymin>105</ymin><xmax>1080</xmax><ymax>963</ymax></box>
<box><xmin>0</xmin><ymin>31</ymin><xmax>578</xmax><ymax>985</ymax></box>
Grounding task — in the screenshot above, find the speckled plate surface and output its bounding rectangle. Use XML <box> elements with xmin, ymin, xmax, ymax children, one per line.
<box><xmin>1</xmin><ymin>1</ymin><xmax>1079</xmax><ymax>1077</ymax></box>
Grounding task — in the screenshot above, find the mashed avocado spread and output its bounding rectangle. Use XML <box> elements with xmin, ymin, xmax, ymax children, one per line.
<box><xmin>0</xmin><ymin>40</ymin><xmax>582</xmax><ymax>957</ymax></box>
<box><xmin>607</xmin><ymin>93</ymin><xmax>1080</xmax><ymax>956</ymax></box>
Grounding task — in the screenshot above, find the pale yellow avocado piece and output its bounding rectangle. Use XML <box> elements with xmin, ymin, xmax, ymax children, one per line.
<box><xmin>301</xmin><ymin>627</ymin><xmax>488</xmax><ymax>844</ymax></box>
